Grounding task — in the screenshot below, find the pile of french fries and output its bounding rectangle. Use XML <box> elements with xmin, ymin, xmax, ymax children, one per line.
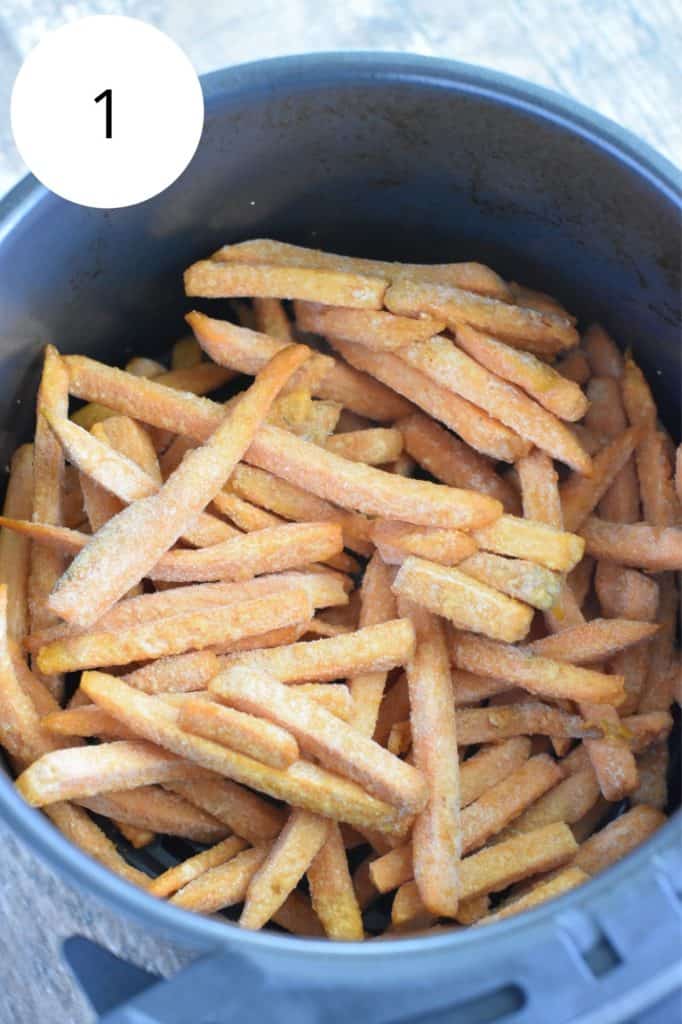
<box><xmin>0</xmin><ymin>238</ymin><xmax>680</xmax><ymax>940</ymax></box>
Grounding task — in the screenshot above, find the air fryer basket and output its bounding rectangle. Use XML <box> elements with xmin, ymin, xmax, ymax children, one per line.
<box><xmin>0</xmin><ymin>54</ymin><xmax>680</xmax><ymax>1024</ymax></box>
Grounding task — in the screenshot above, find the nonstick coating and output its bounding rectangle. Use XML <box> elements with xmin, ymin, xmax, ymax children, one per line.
<box><xmin>0</xmin><ymin>54</ymin><xmax>679</xmax><ymax>968</ymax></box>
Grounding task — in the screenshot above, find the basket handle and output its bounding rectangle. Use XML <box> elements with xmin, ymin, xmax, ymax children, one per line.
<box><xmin>64</xmin><ymin>824</ymin><xmax>682</xmax><ymax>1024</ymax></box>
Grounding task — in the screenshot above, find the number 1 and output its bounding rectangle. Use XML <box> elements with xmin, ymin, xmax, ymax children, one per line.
<box><xmin>94</xmin><ymin>88</ymin><xmax>112</xmax><ymax>139</ymax></box>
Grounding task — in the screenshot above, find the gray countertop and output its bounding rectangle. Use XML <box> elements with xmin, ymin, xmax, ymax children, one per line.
<box><xmin>0</xmin><ymin>2</ymin><xmax>680</xmax><ymax>1021</ymax></box>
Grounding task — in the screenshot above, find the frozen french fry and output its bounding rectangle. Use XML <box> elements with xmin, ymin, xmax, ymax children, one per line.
<box><xmin>210</xmin><ymin>664</ymin><xmax>428</xmax><ymax>814</ymax></box>
<box><xmin>45</xmin><ymin>802</ymin><xmax>149</xmax><ymax>887</ymax></box>
<box><xmin>149</xmin><ymin>522</ymin><xmax>344</xmax><ymax>583</ymax></box>
<box><xmin>392</xmin><ymin>823</ymin><xmax>578</xmax><ymax>926</ymax></box>
<box><xmin>172</xmin><ymin>845</ymin><xmax>270</xmax><ymax>913</ymax></box>
<box><xmin>561</xmin><ymin>428</ymin><xmax>641</xmax><ymax>532</ymax></box>
<box><xmin>401</xmin><ymin>603</ymin><xmax>461</xmax><ymax>917</ymax></box>
<box><xmin>459</xmin><ymin>737</ymin><xmax>531</xmax><ymax>807</ymax></box>
<box><xmin>385</xmin><ymin>280</ymin><xmax>578</xmax><ymax>354</ymax></box>
<box><xmin>49</xmin><ymin>346</ymin><xmax>311</xmax><ymax>625</ymax></box>
<box><xmin>326</xmin><ymin>428</ymin><xmax>403</xmax><ymax>465</ymax></box>
<box><xmin>166</xmin><ymin>775</ymin><xmax>285</xmax><ymax>844</ymax></box>
<box><xmin>497</xmin><ymin>768</ymin><xmax>601</xmax><ymax>839</ymax></box>
<box><xmin>29</xmin><ymin>345</ymin><xmax>69</xmax><ymax>698</ymax></box>
<box><xmin>529</xmin><ymin>619</ymin><xmax>659</xmax><ymax>664</ymax></box>
<box><xmin>480</xmin><ymin>867</ymin><xmax>588</xmax><ymax>924</ymax></box>
<box><xmin>240</xmin><ymin>810</ymin><xmax>330</xmax><ymax>930</ymax></box>
<box><xmin>399</xmin><ymin>411</ymin><xmax>520</xmax><ymax>512</ymax></box>
<box><xmin>149</xmin><ymin>836</ymin><xmax>248</xmax><ymax>898</ymax></box>
<box><xmin>15</xmin><ymin>740</ymin><xmax>206</xmax><ymax>806</ymax></box>
<box><xmin>583</xmin><ymin>324</ymin><xmax>623</xmax><ymax>378</ymax></box>
<box><xmin>295</xmin><ymin>300</ymin><xmax>444</xmax><ymax>349</ymax></box>
<box><xmin>452</xmin><ymin>634</ymin><xmax>624</xmax><ymax>705</ymax></box>
<box><xmin>457</xmin><ymin>552</ymin><xmax>561</xmax><ymax>611</ymax></box>
<box><xmin>212</xmin><ymin>238</ymin><xmax>510</xmax><ymax>297</ymax></box>
<box><xmin>554</xmin><ymin>350</ymin><xmax>590</xmax><ymax>385</ymax></box>
<box><xmin>393</xmin><ymin>557</ymin><xmax>534</xmax><ymax>643</ymax></box>
<box><xmin>185</xmin><ymin>259</ymin><xmax>387</xmax><ymax>309</ymax></box>
<box><xmin>455</xmin><ymin>324</ymin><xmax>589</xmax><ymax>421</ymax></box>
<box><xmin>253</xmin><ymin>297</ymin><xmax>294</xmax><ymax>342</ymax></box>
<box><xmin>124</xmin><ymin>651</ymin><xmax>220</xmax><ymax>694</ymax></box>
<box><xmin>80</xmin><ymin>672</ymin><xmax>406</xmax><ymax>835</ymax></box>
<box><xmin>329</xmin><ymin>337</ymin><xmax>528</xmax><ymax>463</ymax></box>
<box><xmin>348</xmin><ymin>553</ymin><xmax>398</xmax><ymax>737</ymax></box>
<box><xmin>229</xmin><ymin>463</ymin><xmax>372</xmax><ymax>555</ymax></box>
<box><xmin>37</xmin><ymin>589</ymin><xmax>313</xmax><ymax>672</ymax></box>
<box><xmin>472</xmin><ymin>515</ymin><xmax>584</xmax><ymax>572</ymax></box>
<box><xmin>573</xmin><ymin>805</ymin><xmax>666</xmax><ymax>875</ymax></box>
<box><xmin>0</xmin><ymin>445</ymin><xmax>33</xmax><ymax>641</ymax></box>
<box><xmin>595</xmin><ymin>563</ymin><xmax>659</xmax><ymax>622</ymax></box>
<box><xmin>580</xmin><ymin>518</ymin><xmax>682</xmax><ymax>572</ymax></box>
<box><xmin>80</xmin><ymin>786</ymin><xmax>229</xmax><ymax>843</ymax></box>
<box><xmin>308</xmin><ymin>822</ymin><xmax>364</xmax><ymax>940</ymax></box>
<box><xmin>221</xmin><ymin>619</ymin><xmax>415</xmax><ymax>685</ymax></box>
<box><xmin>178</xmin><ymin>699</ymin><xmax>300</xmax><ymax>769</ymax></box>
<box><xmin>372</xmin><ymin>521</ymin><xmax>478</xmax><ymax>567</ymax></box>
<box><xmin>456</xmin><ymin>703</ymin><xmax>599</xmax><ymax>745</ymax></box>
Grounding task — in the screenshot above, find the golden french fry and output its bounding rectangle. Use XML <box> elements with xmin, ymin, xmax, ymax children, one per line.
<box><xmin>211</xmin><ymin>664</ymin><xmax>428</xmax><ymax>814</ymax></box>
<box><xmin>50</xmin><ymin>345</ymin><xmax>311</xmax><ymax>626</ymax></box>
<box><xmin>240</xmin><ymin>810</ymin><xmax>330</xmax><ymax>930</ymax></box>
<box><xmin>385</xmin><ymin>280</ymin><xmax>578</xmax><ymax>354</ymax></box>
<box><xmin>472</xmin><ymin>514</ymin><xmax>584</xmax><ymax>572</ymax></box>
<box><xmin>455</xmin><ymin>324</ymin><xmax>588</xmax><ymax>421</ymax></box>
<box><xmin>178</xmin><ymin>699</ymin><xmax>300</xmax><ymax>769</ymax></box>
<box><xmin>580</xmin><ymin>518</ymin><xmax>682</xmax><ymax>572</ymax></box>
<box><xmin>401</xmin><ymin>603</ymin><xmax>460</xmax><ymax>917</ymax></box>
<box><xmin>38</xmin><ymin>589</ymin><xmax>313</xmax><ymax>672</ymax></box>
<box><xmin>372</xmin><ymin>521</ymin><xmax>478</xmax><ymax>568</ymax></box>
<box><xmin>80</xmin><ymin>672</ymin><xmax>406</xmax><ymax>835</ymax></box>
<box><xmin>185</xmin><ymin>259</ymin><xmax>387</xmax><ymax>309</ymax></box>
<box><xmin>399</xmin><ymin>411</ymin><xmax>520</xmax><ymax>512</ymax></box>
<box><xmin>0</xmin><ymin>445</ymin><xmax>33</xmax><ymax>641</ymax></box>
<box><xmin>330</xmin><ymin>336</ymin><xmax>529</xmax><ymax>463</ymax></box>
<box><xmin>453</xmin><ymin>633</ymin><xmax>624</xmax><ymax>705</ymax></box>
<box><xmin>393</xmin><ymin>557</ymin><xmax>533</xmax><ymax>644</ymax></box>
<box><xmin>213</xmin><ymin>239</ymin><xmax>510</xmax><ymax>296</ymax></box>
<box><xmin>42</xmin><ymin>705</ymin><xmax>137</xmax><ymax>741</ymax></box>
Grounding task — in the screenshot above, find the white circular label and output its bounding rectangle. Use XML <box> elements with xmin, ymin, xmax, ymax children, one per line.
<box><xmin>10</xmin><ymin>16</ymin><xmax>204</xmax><ymax>209</ymax></box>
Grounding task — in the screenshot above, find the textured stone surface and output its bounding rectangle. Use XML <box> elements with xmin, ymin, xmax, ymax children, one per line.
<box><xmin>0</xmin><ymin>2</ymin><xmax>679</xmax><ymax>1021</ymax></box>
